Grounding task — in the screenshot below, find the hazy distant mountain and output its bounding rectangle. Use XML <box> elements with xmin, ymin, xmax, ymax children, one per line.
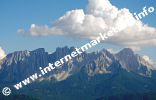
<box><xmin>0</xmin><ymin>47</ymin><xmax>156</xmax><ymax>100</ymax></box>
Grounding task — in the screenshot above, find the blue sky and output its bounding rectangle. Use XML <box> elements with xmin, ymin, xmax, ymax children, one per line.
<box><xmin>0</xmin><ymin>0</ymin><xmax>156</xmax><ymax>62</ymax></box>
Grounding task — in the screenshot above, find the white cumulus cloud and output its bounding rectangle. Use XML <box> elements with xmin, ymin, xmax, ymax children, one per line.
<box><xmin>18</xmin><ymin>0</ymin><xmax>156</xmax><ymax>49</ymax></box>
<box><xmin>107</xmin><ymin>48</ymin><xmax>118</xmax><ymax>54</ymax></box>
<box><xmin>0</xmin><ymin>47</ymin><xmax>6</xmax><ymax>60</ymax></box>
<box><xmin>143</xmin><ymin>55</ymin><xmax>154</xmax><ymax>65</ymax></box>
<box><xmin>142</xmin><ymin>55</ymin><xmax>156</xmax><ymax>69</ymax></box>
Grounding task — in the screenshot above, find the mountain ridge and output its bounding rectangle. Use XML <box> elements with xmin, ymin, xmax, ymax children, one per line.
<box><xmin>0</xmin><ymin>47</ymin><xmax>155</xmax><ymax>83</ymax></box>
<box><xmin>0</xmin><ymin>47</ymin><xmax>156</xmax><ymax>100</ymax></box>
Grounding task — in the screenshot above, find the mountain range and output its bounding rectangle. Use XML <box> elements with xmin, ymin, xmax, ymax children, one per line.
<box><xmin>0</xmin><ymin>47</ymin><xmax>156</xmax><ymax>100</ymax></box>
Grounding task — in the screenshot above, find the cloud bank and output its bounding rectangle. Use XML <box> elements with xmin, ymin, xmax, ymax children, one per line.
<box><xmin>142</xmin><ymin>55</ymin><xmax>156</xmax><ymax>69</ymax></box>
<box><xmin>0</xmin><ymin>47</ymin><xmax>6</xmax><ymax>60</ymax></box>
<box><xmin>18</xmin><ymin>0</ymin><xmax>156</xmax><ymax>49</ymax></box>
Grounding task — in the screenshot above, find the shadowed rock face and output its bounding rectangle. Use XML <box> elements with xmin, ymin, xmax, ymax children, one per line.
<box><xmin>0</xmin><ymin>49</ymin><xmax>49</xmax><ymax>82</ymax></box>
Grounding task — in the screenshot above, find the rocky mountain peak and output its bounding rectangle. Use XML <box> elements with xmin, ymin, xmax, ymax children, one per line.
<box><xmin>115</xmin><ymin>48</ymin><xmax>152</xmax><ymax>76</ymax></box>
